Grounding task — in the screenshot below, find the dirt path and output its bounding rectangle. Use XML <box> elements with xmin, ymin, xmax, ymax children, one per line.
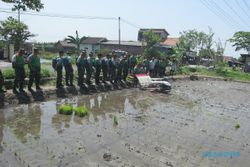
<box><xmin>0</xmin><ymin>80</ymin><xmax>249</xmax><ymax>167</ymax></box>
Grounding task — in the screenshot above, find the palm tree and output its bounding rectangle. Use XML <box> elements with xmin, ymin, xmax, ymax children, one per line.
<box><xmin>65</xmin><ymin>30</ymin><xmax>87</xmax><ymax>56</ymax></box>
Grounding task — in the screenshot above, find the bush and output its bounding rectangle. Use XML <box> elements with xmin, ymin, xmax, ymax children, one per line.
<box><xmin>41</xmin><ymin>67</ymin><xmax>52</xmax><ymax>78</ymax></box>
<box><xmin>74</xmin><ymin>106</ymin><xmax>88</xmax><ymax>117</ymax></box>
<box><xmin>59</xmin><ymin>105</ymin><xmax>73</xmax><ymax>115</ymax></box>
<box><xmin>189</xmin><ymin>67</ymin><xmax>197</xmax><ymax>72</ymax></box>
<box><xmin>2</xmin><ymin>68</ymin><xmax>15</xmax><ymax>79</ymax></box>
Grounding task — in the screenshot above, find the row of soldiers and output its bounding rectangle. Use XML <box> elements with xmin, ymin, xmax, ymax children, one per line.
<box><xmin>0</xmin><ymin>48</ymin><xmax>42</xmax><ymax>93</ymax></box>
<box><xmin>0</xmin><ymin>48</ymin><xmax>172</xmax><ymax>93</ymax></box>
<box><xmin>54</xmin><ymin>50</ymin><xmax>138</xmax><ymax>89</ymax></box>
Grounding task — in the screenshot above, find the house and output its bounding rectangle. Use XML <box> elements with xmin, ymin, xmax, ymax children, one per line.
<box><xmin>80</xmin><ymin>37</ymin><xmax>107</xmax><ymax>55</ymax></box>
<box><xmin>241</xmin><ymin>54</ymin><xmax>250</xmax><ymax>65</ymax></box>
<box><xmin>54</xmin><ymin>40</ymin><xmax>76</xmax><ymax>52</ymax></box>
<box><xmin>162</xmin><ymin>37</ymin><xmax>179</xmax><ymax>48</ymax></box>
<box><xmin>100</xmin><ymin>40</ymin><xmax>143</xmax><ymax>55</ymax></box>
<box><xmin>138</xmin><ymin>28</ymin><xmax>169</xmax><ymax>41</ymax></box>
<box><xmin>240</xmin><ymin>54</ymin><xmax>250</xmax><ymax>72</ymax></box>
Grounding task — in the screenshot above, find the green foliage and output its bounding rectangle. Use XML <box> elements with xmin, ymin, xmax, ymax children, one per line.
<box><xmin>176</xmin><ymin>66</ymin><xmax>250</xmax><ymax>81</ymax></box>
<box><xmin>65</xmin><ymin>30</ymin><xmax>87</xmax><ymax>56</ymax></box>
<box><xmin>2</xmin><ymin>65</ymin><xmax>55</xmax><ymax>79</ymax></box>
<box><xmin>41</xmin><ymin>52</ymin><xmax>57</xmax><ymax>60</ymax></box>
<box><xmin>40</xmin><ymin>67</ymin><xmax>51</xmax><ymax>78</ymax></box>
<box><xmin>2</xmin><ymin>0</ymin><xmax>44</xmax><ymax>11</ymax></box>
<box><xmin>112</xmin><ymin>115</ymin><xmax>118</xmax><ymax>126</ymax></box>
<box><xmin>235</xmin><ymin>123</ymin><xmax>240</xmax><ymax>129</ymax></box>
<box><xmin>2</xmin><ymin>68</ymin><xmax>15</xmax><ymax>79</ymax></box>
<box><xmin>74</xmin><ymin>106</ymin><xmax>89</xmax><ymax>117</ymax></box>
<box><xmin>59</xmin><ymin>105</ymin><xmax>73</xmax><ymax>115</ymax></box>
<box><xmin>177</xmin><ymin>28</ymin><xmax>227</xmax><ymax>66</ymax></box>
<box><xmin>229</xmin><ymin>31</ymin><xmax>250</xmax><ymax>52</ymax></box>
<box><xmin>0</xmin><ymin>16</ymin><xmax>34</xmax><ymax>49</ymax></box>
<box><xmin>142</xmin><ymin>30</ymin><xmax>161</xmax><ymax>59</ymax></box>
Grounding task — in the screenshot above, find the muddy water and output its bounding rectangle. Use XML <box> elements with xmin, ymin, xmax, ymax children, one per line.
<box><xmin>0</xmin><ymin>80</ymin><xmax>250</xmax><ymax>167</ymax></box>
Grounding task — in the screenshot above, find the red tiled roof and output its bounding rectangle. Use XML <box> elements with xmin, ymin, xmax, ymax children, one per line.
<box><xmin>223</xmin><ymin>56</ymin><xmax>234</xmax><ymax>61</ymax></box>
<box><xmin>162</xmin><ymin>37</ymin><xmax>179</xmax><ymax>47</ymax></box>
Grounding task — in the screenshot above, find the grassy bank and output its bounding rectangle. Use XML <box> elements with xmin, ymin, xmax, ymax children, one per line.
<box><xmin>177</xmin><ymin>66</ymin><xmax>250</xmax><ymax>82</ymax></box>
<box><xmin>2</xmin><ymin>64</ymin><xmax>56</xmax><ymax>79</ymax></box>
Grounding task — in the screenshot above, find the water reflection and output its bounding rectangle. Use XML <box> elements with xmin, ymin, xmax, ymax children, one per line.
<box><xmin>51</xmin><ymin>100</ymin><xmax>72</xmax><ymax>134</ymax></box>
<box><xmin>50</xmin><ymin>90</ymin><xmax>158</xmax><ymax>134</ymax></box>
<box><xmin>5</xmin><ymin>104</ymin><xmax>41</xmax><ymax>143</ymax></box>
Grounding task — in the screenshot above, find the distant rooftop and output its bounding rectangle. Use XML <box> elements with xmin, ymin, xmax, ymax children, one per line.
<box><xmin>57</xmin><ymin>40</ymin><xmax>76</xmax><ymax>48</ymax></box>
<box><xmin>101</xmin><ymin>40</ymin><xmax>143</xmax><ymax>46</ymax></box>
<box><xmin>81</xmin><ymin>37</ymin><xmax>107</xmax><ymax>44</ymax></box>
<box><xmin>162</xmin><ymin>37</ymin><xmax>179</xmax><ymax>47</ymax></box>
<box><xmin>139</xmin><ymin>28</ymin><xmax>169</xmax><ymax>35</ymax></box>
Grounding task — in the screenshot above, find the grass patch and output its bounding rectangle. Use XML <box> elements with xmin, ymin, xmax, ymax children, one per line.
<box><xmin>74</xmin><ymin>106</ymin><xmax>88</xmax><ymax>117</ymax></box>
<box><xmin>112</xmin><ymin>115</ymin><xmax>118</xmax><ymax>126</ymax></box>
<box><xmin>59</xmin><ymin>105</ymin><xmax>73</xmax><ymax>115</ymax></box>
<box><xmin>2</xmin><ymin>65</ymin><xmax>55</xmax><ymax>79</ymax></box>
<box><xmin>177</xmin><ymin>66</ymin><xmax>250</xmax><ymax>82</ymax></box>
<box><xmin>235</xmin><ymin>123</ymin><xmax>240</xmax><ymax>129</ymax></box>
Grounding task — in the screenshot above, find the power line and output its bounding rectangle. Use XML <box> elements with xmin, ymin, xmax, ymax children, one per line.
<box><xmin>209</xmin><ymin>0</ymin><xmax>245</xmax><ymax>29</ymax></box>
<box><xmin>0</xmin><ymin>8</ymin><xmax>142</xmax><ymax>30</ymax></box>
<box><xmin>242</xmin><ymin>0</ymin><xmax>250</xmax><ymax>11</ymax></box>
<box><xmin>200</xmin><ymin>0</ymin><xmax>238</xmax><ymax>29</ymax></box>
<box><xmin>0</xmin><ymin>8</ymin><xmax>117</xmax><ymax>20</ymax></box>
<box><xmin>120</xmin><ymin>18</ymin><xmax>141</xmax><ymax>29</ymax></box>
<box><xmin>235</xmin><ymin>0</ymin><xmax>250</xmax><ymax>20</ymax></box>
<box><xmin>222</xmin><ymin>0</ymin><xmax>250</xmax><ymax>29</ymax></box>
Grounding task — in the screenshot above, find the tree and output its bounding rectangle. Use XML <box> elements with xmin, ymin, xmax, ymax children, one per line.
<box><xmin>0</xmin><ymin>16</ymin><xmax>34</xmax><ymax>49</ymax></box>
<box><xmin>65</xmin><ymin>30</ymin><xmax>87</xmax><ymax>56</ymax></box>
<box><xmin>229</xmin><ymin>31</ymin><xmax>250</xmax><ymax>53</ymax></box>
<box><xmin>142</xmin><ymin>30</ymin><xmax>161</xmax><ymax>59</ymax></box>
<box><xmin>1</xmin><ymin>0</ymin><xmax>44</xmax><ymax>11</ymax></box>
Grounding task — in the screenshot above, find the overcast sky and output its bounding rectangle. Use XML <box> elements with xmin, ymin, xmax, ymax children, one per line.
<box><xmin>1</xmin><ymin>0</ymin><xmax>250</xmax><ymax>57</ymax></box>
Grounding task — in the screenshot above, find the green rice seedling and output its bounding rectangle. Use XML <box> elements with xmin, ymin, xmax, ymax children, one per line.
<box><xmin>59</xmin><ymin>105</ymin><xmax>73</xmax><ymax>115</ymax></box>
<box><xmin>235</xmin><ymin>123</ymin><xmax>240</xmax><ymax>129</ymax></box>
<box><xmin>112</xmin><ymin>115</ymin><xmax>118</xmax><ymax>126</ymax></box>
<box><xmin>74</xmin><ymin>106</ymin><xmax>88</xmax><ymax>117</ymax></box>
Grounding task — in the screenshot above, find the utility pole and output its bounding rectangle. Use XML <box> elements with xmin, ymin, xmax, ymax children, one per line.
<box><xmin>18</xmin><ymin>9</ymin><xmax>20</xmax><ymax>22</ymax></box>
<box><xmin>118</xmin><ymin>17</ymin><xmax>121</xmax><ymax>49</ymax></box>
<box><xmin>17</xmin><ymin>0</ymin><xmax>21</xmax><ymax>22</ymax></box>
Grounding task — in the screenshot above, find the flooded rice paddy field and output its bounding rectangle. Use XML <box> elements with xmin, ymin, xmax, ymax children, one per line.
<box><xmin>0</xmin><ymin>80</ymin><xmax>250</xmax><ymax>167</ymax></box>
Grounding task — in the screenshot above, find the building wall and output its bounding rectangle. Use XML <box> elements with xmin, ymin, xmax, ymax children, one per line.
<box><xmin>246</xmin><ymin>56</ymin><xmax>250</xmax><ymax>65</ymax></box>
<box><xmin>100</xmin><ymin>44</ymin><xmax>142</xmax><ymax>55</ymax></box>
<box><xmin>80</xmin><ymin>44</ymin><xmax>100</xmax><ymax>55</ymax></box>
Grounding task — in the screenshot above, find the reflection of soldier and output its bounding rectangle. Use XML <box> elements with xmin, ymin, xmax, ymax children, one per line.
<box><xmin>0</xmin><ymin>69</ymin><xmax>6</xmax><ymax>93</ymax></box>
<box><xmin>7</xmin><ymin>104</ymin><xmax>42</xmax><ymax>143</ymax></box>
<box><xmin>63</xmin><ymin>51</ymin><xmax>74</xmax><ymax>86</ymax></box>
<box><xmin>94</xmin><ymin>54</ymin><xmax>102</xmax><ymax>84</ymax></box>
<box><xmin>27</xmin><ymin>48</ymin><xmax>41</xmax><ymax>91</ymax></box>
<box><xmin>12</xmin><ymin>49</ymin><xmax>26</xmax><ymax>93</ymax></box>
<box><xmin>56</xmin><ymin>51</ymin><xmax>64</xmax><ymax>88</ymax></box>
